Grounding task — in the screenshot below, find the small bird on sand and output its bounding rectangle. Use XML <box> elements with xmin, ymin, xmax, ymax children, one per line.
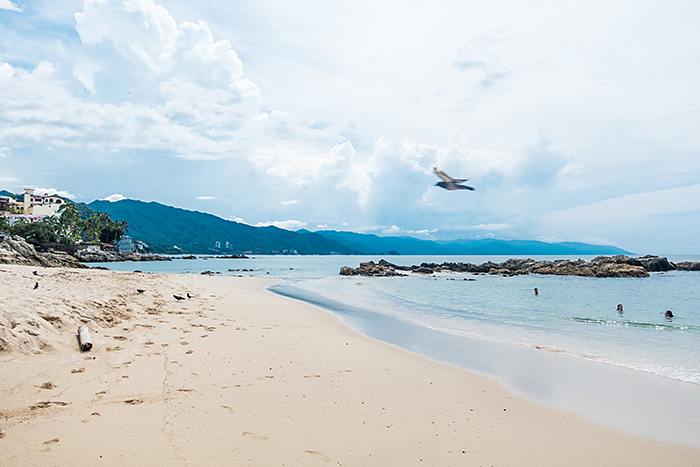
<box><xmin>136</xmin><ymin>289</ymin><xmax>146</xmax><ymax>294</ymax></box>
<box><xmin>186</xmin><ymin>293</ymin><xmax>192</xmax><ymax>299</ymax></box>
<box><xmin>173</xmin><ymin>295</ymin><xmax>186</xmax><ymax>301</ymax></box>
<box><xmin>33</xmin><ymin>282</ymin><xmax>39</xmax><ymax>289</ymax></box>
<box><xmin>32</xmin><ymin>270</ymin><xmax>38</xmax><ymax>276</ymax></box>
<box><xmin>434</xmin><ymin>167</ymin><xmax>474</xmax><ymax>191</ymax></box>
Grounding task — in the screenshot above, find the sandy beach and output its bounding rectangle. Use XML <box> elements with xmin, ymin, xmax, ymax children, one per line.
<box><xmin>1</xmin><ymin>264</ymin><xmax>699</xmax><ymax>466</ymax></box>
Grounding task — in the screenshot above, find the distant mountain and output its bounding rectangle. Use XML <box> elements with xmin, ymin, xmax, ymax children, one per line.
<box><xmin>0</xmin><ymin>190</ymin><xmax>20</xmax><ymax>200</ymax></box>
<box><xmin>297</xmin><ymin>230</ymin><xmax>448</xmax><ymax>255</ymax></box>
<box><xmin>304</xmin><ymin>230</ymin><xmax>633</xmax><ymax>256</ymax></box>
<box><xmin>87</xmin><ymin>199</ymin><xmax>358</xmax><ymax>255</ymax></box>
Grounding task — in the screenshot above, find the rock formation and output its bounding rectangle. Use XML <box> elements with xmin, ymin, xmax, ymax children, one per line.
<box><xmin>339</xmin><ymin>255</ymin><xmax>696</xmax><ymax>278</ymax></box>
<box><xmin>0</xmin><ymin>236</ymin><xmax>86</xmax><ymax>269</ymax></box>
<box><xmin>72</xmin><ymin>248</ymin><xmax>170</xmax><ymax>263</ymax></box>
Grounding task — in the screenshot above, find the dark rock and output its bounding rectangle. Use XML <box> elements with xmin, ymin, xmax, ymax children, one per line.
<box><xmin>676</xmin><ymin>261</ymin><xmax>700</xmax><ymax>271</ymax></box>
<box><xmin>339</xmin><ymin>261</ymin><xmax>405</xmax><ymax>277</ymax></box>
<box><xmin>636</xmin><ymin>255</ymin><xmax>674</xmax><ymax>272</ymax></box>
<box><xmin>339</xmin><ymin>254</ymin><xmax>685</xmax><ymax>279</ymax></box>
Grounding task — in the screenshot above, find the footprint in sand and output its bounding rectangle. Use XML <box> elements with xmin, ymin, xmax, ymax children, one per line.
<box><xmin>242</xmin><ymin>432</ymin><xmax>268</xmax><ymax>441</ymax></box>
<box><xmin>71</xmin><ymin>367</ymin><xmax>85</xmax><ymax>374</ymax></box>
<box><xmin>304</xmin><ymin>375</ymin><xmax>321</xmax><ymax>379</ymax></box>
<box><xmin>30</xmin><ymin>401</ymin><xmax>69</xmax><ymax>410</ymax></box>
<box><xmin>304</xmin><ymin>450</ymin><xmax>333</xmax><ymax>462</ymax></box>
<box><xmin>124</xmin><ymin>399</ymin><xmax>144</xmax><ymax>405</ymax></box>
<box><xmin>40</xmin><ymin>382</ymin><xmax>56</xmax><ymax>390</ymax></box>
<box><xmin>221</xmin><ymin>405</ymin><xmax>234</xmax><ymax>413</ymax></box>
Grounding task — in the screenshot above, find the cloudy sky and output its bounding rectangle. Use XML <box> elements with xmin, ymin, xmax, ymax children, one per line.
<box><xmin>1</xmin><ymin>0</ymin><xmax>699</xmax><ymax>254</ymax></box>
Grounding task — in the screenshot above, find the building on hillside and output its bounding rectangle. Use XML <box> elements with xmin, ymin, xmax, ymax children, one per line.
<box><xmin>0</xmin><ymin>188</ymin><xmax>71</xmax><ymax>225</ymax></box>
<box><xmin>23</xmin><ymin>188</ymin><xmax>70</xmax><ymax>216</ymax></box>
<box><xmin>117</xmin><ymin>235</ymin><xmax>134</xmax><ymax>253</ymax></box>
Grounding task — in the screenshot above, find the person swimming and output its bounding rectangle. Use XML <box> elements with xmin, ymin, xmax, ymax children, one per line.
<box><xmin>617</xmin><ymin>304</ymin><xmax>624</xmax><ymax>315</ymax></box>
<box><xmin>534</xmin><ymin>288</ymin><xmax>539</xmax><ymax>296</ymax></box>
<box><xmin>665</xmin><ymin>310</ymin><xmax>674</xmax><ymax>319</ymax></box>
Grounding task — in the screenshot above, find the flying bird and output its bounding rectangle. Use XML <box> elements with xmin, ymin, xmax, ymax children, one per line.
<box><xmin>433</xmin><ymin>167</ymin><xmax>474</xmax><ymax>191</ymax></box>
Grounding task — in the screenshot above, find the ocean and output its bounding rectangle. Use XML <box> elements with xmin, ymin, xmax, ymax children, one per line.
<box><xmin>95</xmin><ymin>254</ymin><xmax>700</xmax><ymax>445</ymax></box>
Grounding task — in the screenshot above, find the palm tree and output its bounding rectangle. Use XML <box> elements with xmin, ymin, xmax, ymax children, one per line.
<box><xmin>58</xmin><ymin>202</ymin><xmax>81</xmax><ymax>239</ymax></box>
<box><xmin>80</xmin><ymin>212</ymin><xmax>110</xmax><ymax>244</ymax></box>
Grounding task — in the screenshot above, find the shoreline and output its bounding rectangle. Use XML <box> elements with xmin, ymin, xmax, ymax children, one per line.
<box><xmin>270</xmin><ymin>280</ymin><xmax>700</xmax><ymax>447</ymax></box>
<box><xmin>1</xmin><ymin>265</ymin><xmax>699</xmax><ymax>465</ymax></box>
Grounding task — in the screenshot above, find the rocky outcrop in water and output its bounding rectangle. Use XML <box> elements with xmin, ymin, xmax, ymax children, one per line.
<box><xmin>72</xmin><ymin>249</ymin><xmax>170</xmax><ymax>263</ymax></box>
<box><xmin>0</xmin><ymin>236</ymin><xmax>86</xmax><ymax>269</ymax></box>
<box><xmin>339</xmin><ymin>255</ymin><xmax>694</xmax><ymax>278</ymax></box>
<box><xmin>676</xmin><ymin>261</ymin><xmax>700</xmax><ymax>271</ymax></box>
<box><xmin>339</xmin><ymin>260</ymin><xmax>407</xmax><ymax>277</ymax></box>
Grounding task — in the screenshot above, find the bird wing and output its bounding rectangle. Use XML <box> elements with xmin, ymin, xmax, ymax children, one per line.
<box><xmin>434</xmin><ymin>167</ymin><xmax>454</xmax><ymax>183</ymax></box>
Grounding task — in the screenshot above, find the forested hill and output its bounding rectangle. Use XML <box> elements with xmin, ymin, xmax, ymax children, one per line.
<box><xmin>87</xmin><ymin>198</ymin><xmax>632</xmax><ymax>256</ymax></box>
<box><xmin>301</xmin><ymin>230</ymin><xmax>633</xmax><ymax>256</ymax></box>
<box><xmin>87</xmin><ymin>199</ymin><xmax>357</xmax><ymax>255</ymax></box>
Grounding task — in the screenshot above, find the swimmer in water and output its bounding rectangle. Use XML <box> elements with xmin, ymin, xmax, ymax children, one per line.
<box><xmin>665</xmin><ymin>310</ymin><xmax>674</xmax><ymax>319</ymax></box>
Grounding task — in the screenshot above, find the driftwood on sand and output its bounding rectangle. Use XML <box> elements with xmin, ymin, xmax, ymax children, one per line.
<box><xmin>77</xmin><ymin>325</ymin><xmax>93</xmax><ymax>351</ymax></box>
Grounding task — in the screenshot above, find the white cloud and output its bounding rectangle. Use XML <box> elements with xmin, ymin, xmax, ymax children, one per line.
<box><xmin>254</xmin><ymin>219</ymin><xmax>307</xmax><ymax>230</ymax></box>
<box><xmin>281</xmin><ymin>200</ymin><xmax>298</xmax><ymax>205</ymax></box>
<box><xmin>195</xmin><ymin>196</ymin><xmax>217</xmax><ymax>200</ymax></box>
<box><xmin>544</xmin><ymin>185</ymin><xmax>700</xmax><ymax>226</ymax></box>
<box><xmin>468</xmin><ymin>223</ymin><xmax>512</xmax><ymax>231</ymax></box>
<box><xmin>381</xmin><ymin>225</ymin><xmax>438</xmax><ymax>237</ymax></box>
<box><xmin>30</xmin><ymin>187</ymin><xmax>77</xmax><ymax>199</ymax></box>
<box><xmin>0</xmin><ymin>176</ymin><xmax>20</xmax><ymax>183</ymax></box>
<box><xmin>104</xmin><ymin>193</ymin><xmax>126</xmax><ymax>202</ymax></box>
<box><xmin>0</xmin><ymin>0</ymin><xmax>22</xmax><ymax>12</ymax></box>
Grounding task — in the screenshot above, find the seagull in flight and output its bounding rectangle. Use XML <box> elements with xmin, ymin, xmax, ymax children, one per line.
<box><xmin>433</xmin><ymin>167</ymin><xmax>474</xmax><ymax>191</ymax></box>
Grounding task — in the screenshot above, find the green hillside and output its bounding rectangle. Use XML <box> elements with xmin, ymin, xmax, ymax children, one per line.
<box><xmin>87</xmin><ymin>199</ymin><xmax>358</xmax><ymax>255</ymax></box>
<box><xmin>86</xmin><ymin>198</ymin><xmax>632</xmax><ymax>256</ymax></box>
<box><xmin>307</xmin><ymin>230</ymin><xmax>632</xmax><ymax>256</ymax></box>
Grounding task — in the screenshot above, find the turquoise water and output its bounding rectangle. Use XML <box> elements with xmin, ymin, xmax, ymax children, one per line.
<box><xmin>98</xmin><ymin>254</ymin><xmax>700</xmax><ymax>384</ymax></box>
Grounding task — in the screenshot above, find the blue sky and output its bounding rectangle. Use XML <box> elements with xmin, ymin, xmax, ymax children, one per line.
<box><xmin>1</xmin><ymin>0</ymin><xmax>699</xmax><ymax>254</ymax></box>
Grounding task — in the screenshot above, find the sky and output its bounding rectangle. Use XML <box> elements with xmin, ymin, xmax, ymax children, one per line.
<box><xmin>1</xmin><ymin>0</ymin><xmax>699</xmax><ymax>254</ymax></box>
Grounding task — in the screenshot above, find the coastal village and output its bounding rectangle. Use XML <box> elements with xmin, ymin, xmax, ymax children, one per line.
<box><xmin>0</xmin><ymin>188</ymin><xmax>158</xmax><ymax>268</ymax></box>
<box><xmin>0</xmin><ymin>188</ymin><xmax>136</xmax><ymax>253</ymax></box>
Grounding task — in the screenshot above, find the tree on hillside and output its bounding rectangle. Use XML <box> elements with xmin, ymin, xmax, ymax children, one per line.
<box><xmin>58</xmin><ymin>202</ymin><xmax>81</xmax><ymax>239</ymax></box>
<box><xmin>79</xmin><ymin>211</ymin><xmax>128</xmax><ymax>244</ymax></box>
<box><xmin>80</xmin><ymin>212</ymin><xmax>110</xmax><ymax>243</ymax></box>
<box><xmin>0</xmin><ymin>215</ymin><xmax>10</xmax><ymax>233</ymax></box>
<box><xmin>10</xmin><ymin>220</ymin><xmax>58</xmax><ymax>245</ymax></box>
<box><xmin>99</xmin><ymin>218</ymin><xmax>129</xmax><ymax>243</ymax></box>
